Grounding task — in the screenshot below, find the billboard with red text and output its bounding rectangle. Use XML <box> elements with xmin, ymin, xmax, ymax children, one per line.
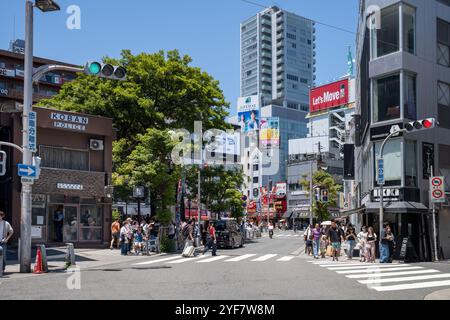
<box><xmin>310</xmin><ymin>79</ymin><xmax>349</xmax><ymax>113</ymax></box>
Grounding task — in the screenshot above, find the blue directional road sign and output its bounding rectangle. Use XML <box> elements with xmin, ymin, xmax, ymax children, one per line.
<box><xmin>18</xmin><ymin>164</ymin><xmax>37</xmax><ymax>178</ymax></box>
<box><xmin>377</xmin><ymin>158</ymin><xmax>385</xmax><ymax>185</ymax></box>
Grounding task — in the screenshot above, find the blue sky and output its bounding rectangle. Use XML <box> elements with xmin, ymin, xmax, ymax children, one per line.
<box><xmin>0</xmin><ymin>0</ymin><xmax>358</xmax><ymax>115</ymax></box>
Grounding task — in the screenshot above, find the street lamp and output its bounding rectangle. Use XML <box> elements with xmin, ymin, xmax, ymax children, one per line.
<box><xmin>35</xmin><ymin>0</ymin><xmax>60</xmax><ymax>12</ymax></box>
<box><xmin>19</xmin><ymin>0</ymin><xmax>60</xmax><ymax>273</ymax></box>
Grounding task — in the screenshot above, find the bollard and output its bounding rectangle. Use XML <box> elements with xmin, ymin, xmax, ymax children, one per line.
<box><xmin>65</xmin><ymin>243</ymin><xmax>76</xmax><ymax>267</ymax></box>
<box><xmin>37</xmin><ymin>245</ymin><xmax>48</xmax><ymax>273</ymax></box>
<box><xmin>0</xmin><ymin>246</ymin><xmax>3</xmax><ymax>277</ymax></box>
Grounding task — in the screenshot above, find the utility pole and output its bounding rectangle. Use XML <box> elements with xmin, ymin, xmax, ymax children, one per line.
<box><xmin>20</xmin><ymin>1</ymin><xmax>34</xmax><ymax>273</ymax></box>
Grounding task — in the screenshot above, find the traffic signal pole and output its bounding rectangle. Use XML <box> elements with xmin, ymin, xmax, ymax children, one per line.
<box><xmin>378</xmin><ymin>129</ymin><xmax>406</xmax><ymax>252</ymax></box>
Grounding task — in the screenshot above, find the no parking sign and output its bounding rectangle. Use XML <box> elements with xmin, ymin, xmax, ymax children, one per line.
<box><xmin>430</xmin><ymin>176</ymin><xmax>446</xmax><ymax>203</ymax></box>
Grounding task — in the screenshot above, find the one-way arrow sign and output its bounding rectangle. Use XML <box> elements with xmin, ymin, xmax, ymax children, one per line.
<box><xmin>18</xmin><ymin>164</ymin><xmax>37</xmax><ymax>178</ymax></box>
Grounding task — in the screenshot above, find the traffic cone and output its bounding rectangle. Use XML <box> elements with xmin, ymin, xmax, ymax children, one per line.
<box><xmin>33</xmin><ymin>247</ymin><xmax>43</xmax><ymax>274</ymax></box>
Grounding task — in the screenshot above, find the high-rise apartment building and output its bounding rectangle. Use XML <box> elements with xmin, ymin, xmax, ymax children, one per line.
<box><xmin>239</xmin><ymin>6</ymin><xmax>316</xmax><ymax>205</ymax></box>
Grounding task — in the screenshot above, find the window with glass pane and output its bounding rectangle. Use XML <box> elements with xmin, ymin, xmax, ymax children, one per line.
<box><xmin>80</xmin><ymin>205</ymin><xmax>103</xmax><ymax>241</ymax></box>
<box><xmin>438</xmin><ymin>81</ymin><xmax>450</xmax><ymax>128</ymax></box>
<box><xmin>405</xmin><ymin>141</ymin><xmax>417</xmax><ymax>187</ymax></box>
<box><xmin>373</xmin><ymin>74</ymin><xmax>400</xmax><ymax>122</ymax></box>
<box><xmin>40</xmin><ymin>146</ymin><xmax>89</xmax><ymax>171</ymax></box>
<box><xmin>437</xmin><ymin>19</ymin><xmax>450</xmax><ymax>67</ymax></box>
<box><xmin>374</xmin><ymin>139</ymin><xmax>401</xmax><ymax>186</ymax></box>
<box><xmin>371</xmin><ymin>5</ymin><xmax>399</xmax><ymax>59</ymax></box>
<box><xmin>403</xmin><ymin>5</ymin><xmax>415</xmax><ymax>54</ymax></box>
<box><xmin>404</xmin><ymin>73</ymin><xmax>417</xmax><ymax>120</ymax></box>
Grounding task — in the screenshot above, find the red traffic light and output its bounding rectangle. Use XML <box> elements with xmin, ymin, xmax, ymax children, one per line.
<box><xmin>422</xmin><ymin>119</ymin><xmax>434</xmax><ymax>129</ymax></box>
<box><xmin>405</xmin><ymin>118</ymin><xmax>436</xmax><ymax>132</ymax></box>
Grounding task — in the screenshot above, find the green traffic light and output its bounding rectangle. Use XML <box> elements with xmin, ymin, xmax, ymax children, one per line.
<box><xmin>89</xmin><ymin>62</ymin><xmax>101</xmax><ymax>75</ymax></box>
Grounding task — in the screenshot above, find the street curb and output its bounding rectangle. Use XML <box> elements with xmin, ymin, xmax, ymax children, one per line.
<box><xmin>424</xmin><ymin>288</ymin><xmax>450</xmax><ymax>300</ymax></box>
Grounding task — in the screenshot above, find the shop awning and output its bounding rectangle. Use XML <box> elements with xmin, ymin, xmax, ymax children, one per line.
<box><xmin>364</xmin><ymin>202</ymin><xmax>430</xmax><ymax>213</ymax></box>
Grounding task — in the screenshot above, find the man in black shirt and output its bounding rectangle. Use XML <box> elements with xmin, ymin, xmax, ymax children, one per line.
<box><xmin>327</xmin><ymin>220</ymin><xmax>345</xmax><ymax>261</ymax></box>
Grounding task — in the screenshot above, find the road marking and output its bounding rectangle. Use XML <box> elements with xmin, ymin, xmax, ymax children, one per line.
<box><xmin>275</xmin><ymin>235</ymin><xmax>283</xmax><ymax>238</ymax></box>
<box><xmin>336</xmin><ymin>266</ymin><xmax>423</xmax><ymax>274</ymax></box>
<box><xmin>251</xmin><ymin>254</ymin><xmax>278</xmax><ymax>262</ymax></box>
<box><xmin>168</xmin><ymin>255</ymin><xmax>208</xmax><ymax>264</ymax></box>
<box><xmin>196</xmin><ymin>255</ymin><xmax>229</xmax><ymax>263</ymax></box>
<box><xmin>372</xmin><ymin>280</ymin><xmax>450</xmax><ymax>292</ymax></box>
<box><xmin>327</xmin><ymin>264</ymin><xmax>409</xmax><ymax>271</ymax></box>
<box><xmin>225</xmin><ymin>254</ymin><xmax>257</xmax><ymax>262</ymax></box>
<box><xmin>346</xmin><ymin>269</ymin><xmax>440</xmax><ymax>279</ymax></box>
<box><xmin>358</xmin><ymin>273</ymin><xmax>450</xmax><ymax>284</ymax></box>
<box><xmin>134</xmin><ymin>256</ymin><xmax>182</xmax><ymax>265</ymax></box>
<box><xmin>315</xmin><ymin>263</ymin><xmax>374</xmax><ymax>267</ymax></box>
<box><xmin>277</xmin><ymin>256</ymin><xmax>295</xmax><ymax>262</ymax></box>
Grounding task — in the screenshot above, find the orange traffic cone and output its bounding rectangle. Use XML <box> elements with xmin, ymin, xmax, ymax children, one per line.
<box><xmin>33</xmin><ymin>247</ymin><xmax>43</xmax><ymax>274</ymax></box>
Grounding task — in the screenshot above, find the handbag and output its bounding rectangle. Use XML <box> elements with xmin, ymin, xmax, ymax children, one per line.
<box><xmin>326</xmin><ymin>245</ymin><xmax>333</xmax><ymax>257</ymax></box>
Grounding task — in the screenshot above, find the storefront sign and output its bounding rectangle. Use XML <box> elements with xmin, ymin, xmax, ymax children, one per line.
<box><xmin>0</xmin><ymin>68</ymin><xmax>15</xmax><ymax>77</ymax></box>
<box><xmin>57</xmin><ymin>183</ymin><xmax>84</xmax><ymax>190</ymax></box>
<box><xmin>276</xmin><ymin>183</ymin><xmax>287</xmax><ymax>197</ymax></box>
<box><xmin>372</xmin><ymin>188</ymin><xmax>400</xmax><ymax>202</ymax></box>
<box><xmin>15</xmin><ymin>69</ymin><xmax>25</xmax><ymax>77</ymax></box>
<box><xmin>310</xmin><ymin>79</ymin><xmax>349</xmax><ymax>113</ymax></box>
<box><xmin>259</xmin><ymin>117</ymin><xmax>280</xmax><ymax>147</ymax></box>
<box><xmin>51</xmin><ymin>112</ymin><xmax>89</xmax><ymax>132</ymax></box>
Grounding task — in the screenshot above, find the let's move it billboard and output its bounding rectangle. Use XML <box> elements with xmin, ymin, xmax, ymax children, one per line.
<box><xmin>310</xmin><ymin>79</ymin><xmax>349</xmax><ymax>113</ymax></box>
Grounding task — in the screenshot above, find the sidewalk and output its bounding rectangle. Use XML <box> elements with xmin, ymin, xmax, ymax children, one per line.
<box><xmin>1</xmin><ymin>247</ymin><xmax>162</xmax><ymax>280</ymax></box>
<box><xmin>425</xmin><ymin>288</ymin><xmax>450</xmax><ymax>300</ymax></box>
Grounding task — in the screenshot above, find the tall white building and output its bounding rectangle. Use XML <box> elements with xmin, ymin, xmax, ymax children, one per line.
<box><xmin>239</xmin><ymin>6</ymin><xmax>316</xmax><ymax>202</ymax></box>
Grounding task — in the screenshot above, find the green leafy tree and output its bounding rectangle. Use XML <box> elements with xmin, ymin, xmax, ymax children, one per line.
<box><xmin>300</xmin><ymin>170</ymin><xmax>342</xmax><ymax>222</ymax></box>
<box><xmin>114</xmin><ymin>129</ymin><xmax>179</xmax><ymax>225</ymax></box>
<box><xmin>39</xmin><ymin>50</ymin><xmax>233</xmax><ymax>225</ymax></box>
<box><xmin>185</xmin><ymin>166</ymin><xmax>244</xmax><ymax>220</ymax></box>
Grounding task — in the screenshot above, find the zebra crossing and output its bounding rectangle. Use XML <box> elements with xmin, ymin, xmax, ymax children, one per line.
<box><xmin>309</xmin><ymin>260</ymin><xmax>450</xmax><ymax>292</ymax></box>
<box><xmin>261</xmin><ymin>233</ymin><xmax>303</xmax><ymax>238</ymax></box>
<box><xmin>134</xmin><ymin>253</ymin><xmax>298</xmax><ymax>266</ymax></box>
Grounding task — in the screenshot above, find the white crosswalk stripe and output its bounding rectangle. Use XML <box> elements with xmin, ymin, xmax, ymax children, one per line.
<box><xmin>358</xmin><ymin>273</ymin><xmax>450</xmax><ymax>284</ymax></box>
<box><xmin>336</xmin><ymin>266</ymin><xmax>424</xmax><ymax>274</ymax></box>
<box><xmin>251</xmin><ymin>254</ymin><xmax>278</xmax><ymax>261</ymax></box>
<box><xmin>196</xmin><ymin>256</ymin><xmax>229</xmax><ymax>263</ymax></box>
<box><xmin>346</xmin><ymin>269</ymin><xmax>440</xmax><ymax>279</ymax></box>
<box><xmin>134</xmin><ymin>253</ymin><xmax>296</xmax><ymax>266</ymax></box>
<box><xmin>277</xmin><ymin>256</ymin><xmax>295</xmax><ymax>262</ymax></box>
<box><xmin>225</xmin><ymin>254</ymin><xmax>257</xmax><ymax>262</ymax></box>
<box><xmin>310</xmin><ymin>260</ymin><xmax>450</xmax><ymax>292</ymax></box>
<box><xmin>327</xmin><ymin>264</ymin><xmax>410</xmax><ymax>271</ymax></box>
<box><xmin>167</xmin><ymin>255</ymin><xmax>208</xmax><ymax>264</ymax></box>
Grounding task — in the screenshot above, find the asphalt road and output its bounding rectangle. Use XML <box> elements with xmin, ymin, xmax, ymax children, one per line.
<box><xmin>1</xmin><ymin>230</ymin><xmax>450</xmax><ymax>300</ymax></box>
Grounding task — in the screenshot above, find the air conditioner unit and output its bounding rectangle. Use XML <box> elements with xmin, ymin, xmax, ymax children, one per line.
<box><xmin>90</xmin><ymin>139</ymin><xmax>104</xmax><ymax>151</ymax></box>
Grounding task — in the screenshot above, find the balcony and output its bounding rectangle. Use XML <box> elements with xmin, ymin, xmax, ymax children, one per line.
<box><xmin>261</xmin><ymin>51</ymin><xmax>272</xmax><ymax>59</ymax></box>
<box><xmin>261</xmin><ymin>76</ymin><xmax>271</xmax><ymax>83</ymax></box>
<box><xmin>277</xmin><ymin>65</ymin><xmax>284</xmax><ymax>73</ymax></box>
<box><xmin>276</xmin><ymin>33</ymin><xmax>284</xmax><ymax>40</ymax></box>
<box><xmin>261</xmin><ymin>43</ymin><xmax>271</xmax><ymax>51</ymax></box>
<box><xmin>277</xmin><ymin>82</ymin><xmax>284</xmax><ymax>90</ymax></box>
<box><xmin>277</xmin><ymin>74</ymin><xmax>284</xmax><ymax>81</ymax></box>
<box><xmin>261</xmin><ymin>59</ymin><xmax>272</xmax><ymax>67</ymax></box>
<box><xmin>261</xmin><ymin>35</ymin><xmax>272</xmax><ymax>42</ymax></box>
<box><xmin>261</xmin><ymin>26</ymin><xmax>271</xmax><ymax>35</ymax></box>
<box><xmin>261</xmin><ymin>84</ymin><xmax>272</xmax><ymax>91</ymax></box>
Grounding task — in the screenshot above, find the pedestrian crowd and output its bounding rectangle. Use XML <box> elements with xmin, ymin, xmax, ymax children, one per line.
<box><xmin>303</xmin><ymin>220</ymin><xmax>396</xmax><ymax>263</ymax></box>
<box><xmin>110</xmin><ymin>217</ymin><xmax>176</xmax><ymax>256</ymax></box>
